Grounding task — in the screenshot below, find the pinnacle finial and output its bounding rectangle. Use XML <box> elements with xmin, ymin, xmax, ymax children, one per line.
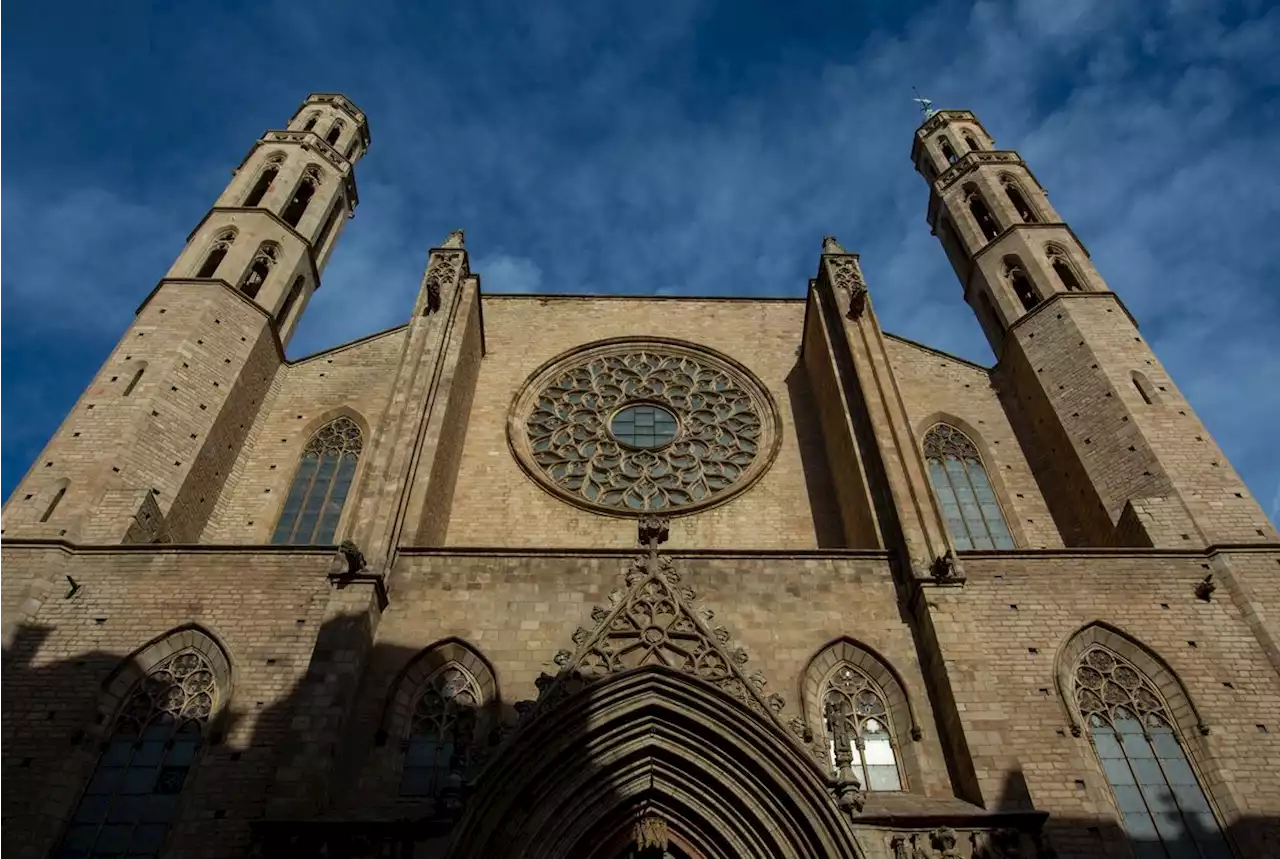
<box><xmin>822</xmin><ymin>235</ymin><xmax>847</xmax><ymax>255</ymax></box>
<box><xmin>442</xmin><ymin>229</ymin><xmax>465</xmax><ymax>249</ymax></box>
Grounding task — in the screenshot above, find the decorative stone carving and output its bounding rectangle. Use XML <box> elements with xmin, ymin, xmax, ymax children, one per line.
<box><xmin>441</xmin><ymin>229</ymin><xmax>465</xmax><ymax>249</ymax></box>
<box><xmin>520</xmin><ymin>519</ymin><xmax>789</xmax><ymax>729</ymax></box>
<box><xmin>422</xmin><ymin>248</ymin><xmax>467</xmax><ymax>316</ymax></box>
<box><xmin>634</xmin><ymin>815</ymin><xmax>668</xmax><ymax>851</ymax></box>
<box><xmin>935</xmin><ymin>150</ymin><xmax>1022</xmax><ymax>192</ymax></box>
<box><xmin>337</xmin><ymin>539</ymin><xmax>366</xmax><ymax>574</ymax></box>
<box><xmin>822</xmin><ymin>235</ymin><xmax>848</xmax><ymax>254</ymax></box>
<box><xmin>930</xmin><ymin>827</ymin><xmax>963</xmax><ymax>858</ymax></box>
<box><xmin>1195</xmin><ymin>573</ymin><xmax>1215</xmax><ymax>601</ymax></box>
<box><xmin>930</xmin><ymin>549</ymin><xmax>964</xmax><ymax>583</ymax></box>
<box><xmin>510</xmin><ymin>339</ymin><xmax>780</xmax><ymax>516</ymax></box>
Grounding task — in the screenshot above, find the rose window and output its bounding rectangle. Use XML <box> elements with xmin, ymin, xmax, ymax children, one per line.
<box><xmin>509</xmin><ymin>339</ymin><xmax>779</xmax><ymax>516</ymax></box>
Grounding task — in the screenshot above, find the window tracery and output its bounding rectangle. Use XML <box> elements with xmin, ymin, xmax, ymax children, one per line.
<box><xmin>923</xmin><ymin>424</ymin><xmax>1015</xmax><ymax>550</ymax></box>
<box><xmin>196</xmin><ymin>229</ymin><xmax>235</xmax><ymax>279</ymax></box>
<box><xmin>822</xmin><ymin>664</ymin><xmax>903</xmax><ymax>791</ymax></box>
<box><xmin>400</xmin><ymin>664</ymin><xmax>482</xmax><ymax>800</ymax></box>
<box><xmin>243</xmin><ymin>153</ymin><xmax>285</xmax><ymax>208</ymax></box>
<box><xmin>1074</xmin><ymin>646</ymin><xmax>1230</xmax><ymax>856</ymax></box>
<box><xmin>271</xmin><ymin>416</ymin><xmax>362</xmax><ymax>545</ymax></box>
<box><xmin>1046</xmin><ymin>245</ymin><xmax>1085</xmax><ymax>292</ymax></box>
<box><xmin>282</xmin><ymin>165</ymin><xmax>322</xmax><ymax>228</ymax></box>
<box><xmin>512</xmin><ymin>342</ymin><xmax>779</xmax><ymax>516</ymax></box>
<box><xmin>240</xmin><ymin>242</ymin><xmax>279</xmax><ymax>300</ymax></box>
<box><xmin>1001</xmin><ymin>175</ymin><xmax>1039</xmax><ymax>223</ymax></box>
<box><xmin>58</xmin><ymin>650</ymin><xmax>218</xmax><ymax>859</ymax></box>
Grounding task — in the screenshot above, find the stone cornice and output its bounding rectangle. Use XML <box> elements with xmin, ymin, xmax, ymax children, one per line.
<box><xmin>909</xmin><ymin>109</ymin><xmax>980</xmax><ymax>163</ymax></box>
<box><xmin>933</xmin><ymin>150</ymin><xmax>1023</xmax><ymax>193</ymax></box>
<box><xmin>132</xmin><ymin>278</ymin><xmax>288</xmax><ymax>365</ymax></box>
<box><xmin>302</xmin><ymin>92</ymin><xmax>371</xmax><ymax>146</ymax></box>
<box><xmin>5</xmin><ymin>538</ymin><xmax>1273</xmax><ymax>560</ymax></box>
<box><xmin>1006</xmin><ymin>288</ymin><xmax>1141</xmax><ymax>334</ymax></box>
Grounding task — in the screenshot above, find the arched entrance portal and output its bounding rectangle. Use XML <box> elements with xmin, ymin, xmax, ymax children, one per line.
<box><xmin>447</xmin><ymin>666</ymin><xmax>863</xmax><ymax>859</ymax></box>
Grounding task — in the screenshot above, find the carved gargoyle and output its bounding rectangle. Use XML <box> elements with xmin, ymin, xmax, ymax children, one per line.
<box><xmin>822</xmin><ymin>235</ymin><xmax>848</xmax><ymax>255</ymax></box>
<box><xmin>930</xmin><ymin>549</ymin><xmax>964</xmax><ymax>583</ymax></box>
<box><xmin>337</xmin><ymin>539</ymin><xmax>366</xmax><ymax>574</ymax></box>
<box><xmin>846</xmin><ymin>283</ymin><xmax>868</xmax><ymax>320</ymax></box>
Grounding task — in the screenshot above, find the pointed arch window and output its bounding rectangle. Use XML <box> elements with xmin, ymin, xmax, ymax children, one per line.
<box><xmin>326</xmin><ymin>119</ymin><xmax>345</xmax><ymax>147</ymax></box>
<box><xmin>1001</xmin><ymin>176</ymin><xmax>1039</xmax><ymax>223</ymax></box>
<box><xmin>822</xmin><ymin>664</ymin><xmax>903</xmax><ymax>791</ymax></box>
<box><xmin>924</xmin><ymin>424</ymin><xmax>1015</xmax><ymax>550</ymax></box>
<box><xmin>316</xmin><ymin>197</ymin><xmax>346</xmax><ymax>252</ymax></box>
<box><xmin>240</xmin><ymin>243</ymin><xmax>279</xmax><ymax>300</ymax></box>
<box><xmin>964</xmin><ymin>185</ymin><xmax>1001</xmax><ymax>241</ymax></box>
<box><xmin>1047</xmin><ymin>246</ymin><xmax>1085</xmax><ymax>292</ymax></box>
<box><xmin>243</xmin><ymin>154</ymin><xmax>284</xmax><ymax>208</ymax></box>
<box><xmin>282</xmin><ymin>166</ymin><xmax>322</xmax><ymax>228</ymax></box>
<box><xmin>400</xmin><ymin>663</ymin><xmax>481</xmax><ymax>799</ymax></box>
<box><xmin>938</xmin><ymin>135</ymin><xmax>959</xmax><ymax>164</ymax></box>
<box><xmin>1074</xmin><ymin>646</ymin><xmax>1230</xmax><ymax>857</ymax></box>
<box><xmin>271</xmin><ymin>417</ymin><xmax>362</xmax><ymax>545</ymax></box>
<box><xmin>964</xmin><ymin>133</ymin><xmax>980</xmax><ymax>151</ymax></box>
<box><xmin>302</xmin><ymin>113</ymin><xmax>318</xmax><ymax>132</ymax></box>
<box><xmin>57</xmin><ymin>649</ymin><xmax>219</xmax><ymax>859</ymax></box>
<box><xmin>195</xmin><ymin>229</ymin><xmax>235</xmax><ymax>279</ymax></box>
<box><xmin>1003</xmin><ymin>257</ymin><xmax>1040</xmax><ymax>311</ymax></box>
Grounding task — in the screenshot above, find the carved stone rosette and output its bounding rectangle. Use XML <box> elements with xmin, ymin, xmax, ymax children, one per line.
<box><xmin>508</xmin><ymin>338</ymin><xmax>781</xmax><ymax>517</ymax></box>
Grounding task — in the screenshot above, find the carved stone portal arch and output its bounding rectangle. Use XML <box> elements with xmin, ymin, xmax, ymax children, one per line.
<box><xmin>447</xmin><ymin>666</ymin><xmax>865</xmax><ymax>859</ymax></box>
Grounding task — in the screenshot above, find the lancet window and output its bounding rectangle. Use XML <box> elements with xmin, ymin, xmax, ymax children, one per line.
<box><xmin>195</xmin><ymin>229</ymin><xmax>235</xmax><ymax>279</ymax></box>
<box><xmin>271</xmin><ymin>417</ymin><xmax>362</xmax><ymax>545</ymax></box>
<box><xmin>822</xmin><ymin>664</ymin><xmax>903</xmax><ymax>791</ymax></box>
<box><xmin>1073</xmin><ymin>646</ymin><xmax>1230</xmax><ymax>857</ymax></box>
<box><xmin>399</xmin><ymin>664</ymin><xmax>481</xmax><ymax>800</ymax></box>
<box><xmin>923</xmin><ymin>423</ymin><xmax>1015</xmax><ymax>550</ymax></box>
<box><xmin>243</xmin><ymin>153</ymin><xmax>284</xmax><ymax>208</ymax></box>
<box><xmin>56</xmin><ymin>649</ymin><xmax>219</xmax><ymax>859</ymax></box>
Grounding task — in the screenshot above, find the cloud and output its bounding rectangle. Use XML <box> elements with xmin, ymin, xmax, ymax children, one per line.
<box><xmin>473</xmin><ymin>254</ymin><xmax>544</xmax><ymax>294</ymax></box>
<box><xmin>3</xmin><ymin>0</ymin><xmax>1277</xmax><ymax>520</ymax></box>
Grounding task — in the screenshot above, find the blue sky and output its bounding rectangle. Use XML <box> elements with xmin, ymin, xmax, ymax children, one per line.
<box><xmin>3</xmin><ymin>0</ymin><xmax>1278</xmax><ymax>519</ymax></box>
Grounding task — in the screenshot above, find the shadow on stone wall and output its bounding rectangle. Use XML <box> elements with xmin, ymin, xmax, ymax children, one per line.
<box><xmin>5</xmin><ymin>616</ymin><xmax>1280</xmax><ymax>859</ymax></box>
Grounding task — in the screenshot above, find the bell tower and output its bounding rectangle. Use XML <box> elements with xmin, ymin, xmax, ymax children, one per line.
<box><xmin>912</xmin><ymin>109</ymin><xmax>1274</xmax><ymax>547</ymax></box>
<box><xmin>1</xmin><ymin>94</ymin><xmax>370</xmax><ymax>545</ymax></box>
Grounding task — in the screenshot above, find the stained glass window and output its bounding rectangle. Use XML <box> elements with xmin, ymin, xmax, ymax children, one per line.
<box><xmin>610</xmin><ymin>404</ymin><xmax>678</xmax><ymax>449</ymax></box>
<box><xmin>272</xmin><ymin>417</ymin><xmax>362</xmax><ymax>545</ymax></box>
<box><xmin>823</xmin><ymin>664</ymin><xmax>903</xmax><ymax>791</ymax></box>
<box><xmin>923</xmin><ymin>424</ymin><xmax>1015</xmax><ymax>550</ymax></box>
<box><xmin>57</xmin><ymin>650</ymin><xmax>217</xmax><ymax>859</ymax></box>
<box><xmin>400</xmin><ymin>664</ymin><xmax>480</xmax><ymax>799</ymax></box>
<box><xmin>1075</xmin><ymin>646</ymin><xmax>1232</xmax><ymax>858</ymax></box>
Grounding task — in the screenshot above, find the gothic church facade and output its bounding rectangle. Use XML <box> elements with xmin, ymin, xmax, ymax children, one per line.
<box><xmin>3</xmin><ymin>94</ymin><xmax>1279</xmax><ymax>859</ymax></box>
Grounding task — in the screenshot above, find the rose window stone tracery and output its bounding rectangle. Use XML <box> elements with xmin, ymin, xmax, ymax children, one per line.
<box><xmin>509</xmin><ymin>339</ymin><xmax>780</xmax><ymax>516</ymax></box>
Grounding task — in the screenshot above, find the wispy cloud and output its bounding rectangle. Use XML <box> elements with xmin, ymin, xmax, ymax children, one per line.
<box><xmin>3</xmin><ymin>0</ymin><xmax>1277</xmax><ymax>516</ymax></box>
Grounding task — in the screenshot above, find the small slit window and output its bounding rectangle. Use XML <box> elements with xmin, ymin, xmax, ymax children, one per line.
<box><xmin>123</xmin><ymin>363</ymin><xmax>147</xmax><ymax>397</ymax></box>
<box><xmin>1132</xmin><ymin>372</ymin><xmax>1160</xmax><ymax>405</ymax></box>
<box><xmin>41</xmin><ymin>480</ymin><xmax>69</xmax><ymax>523</ymax></box>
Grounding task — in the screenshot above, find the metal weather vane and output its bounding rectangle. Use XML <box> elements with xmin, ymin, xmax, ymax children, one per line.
<box><xmin>912</xmin><ymin>87</ymin><xmax>937</xmax><ymax>119</ymax></box>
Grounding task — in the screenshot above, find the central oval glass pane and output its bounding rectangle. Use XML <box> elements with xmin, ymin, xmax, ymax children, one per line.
<box><xmin>610</xmin><ymin>404</ymin><xmax>678</xmax><ymax>449</ymax></box>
